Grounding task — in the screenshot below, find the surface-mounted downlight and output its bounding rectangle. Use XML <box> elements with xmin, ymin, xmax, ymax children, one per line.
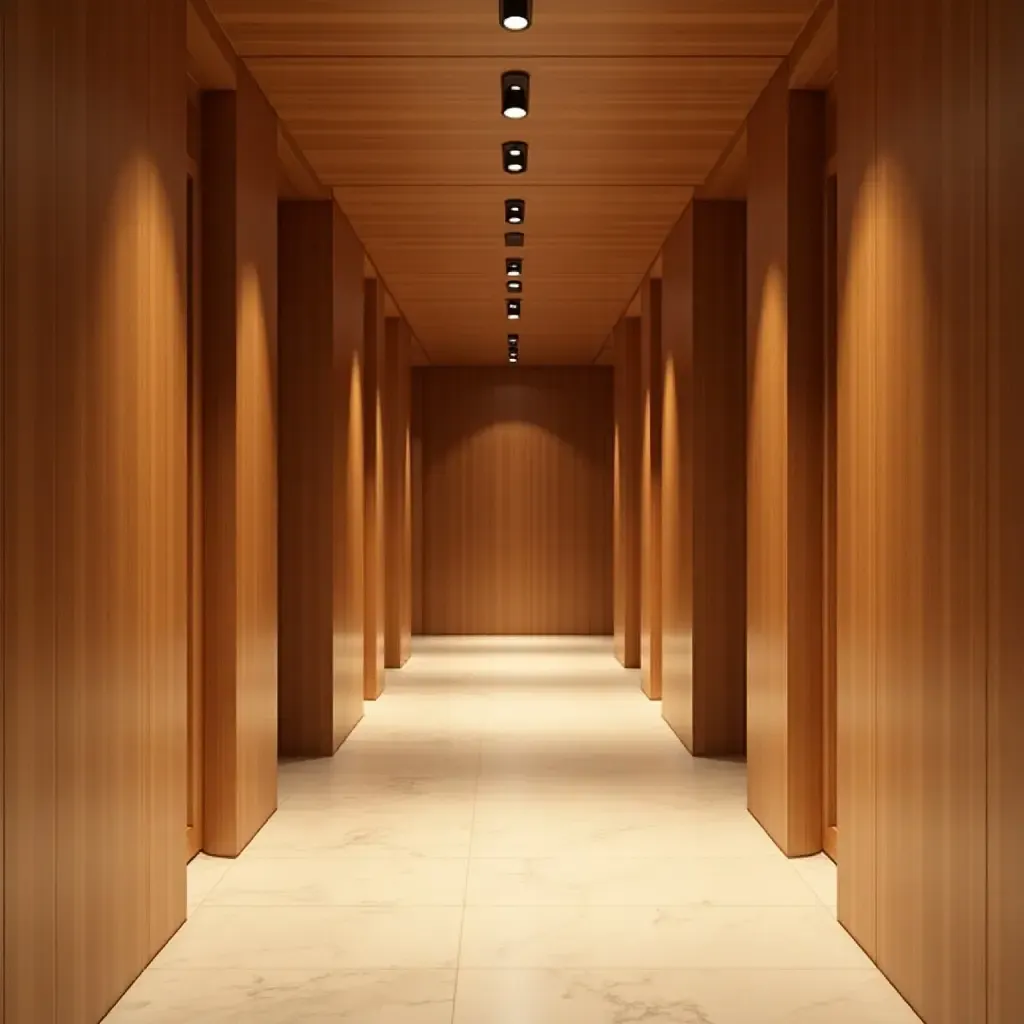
<box><xmin>505</xmin><ymin>199</ymin><xmax>526</xmax><ymax>225</ymax></box>
<box><xmin>502</xmin><ymin>71</ymin><xmax>530</xmax><ymax>119</ymax></box>
<box><xmin>507</xmin><ymin>280</ymin><xmax>522</xmax><ymax>293</ymax></box>
<box><xmin>506</xmin><ymin>258</ymin><xmax>523</xmax><ymax>277</ymax></box>
<box><xmin>507</xmin><ymin>300</ymin><xmax>521</xmax><ymax>320</ymax></box>
<box><xmin>503</xmin><ymin>141</ymin><xmax>528</xmax><ymax>174</ymax></box>
<box><xmin>500</xmin><ymin>0</ymin><xmax>532</xmax><ymax>31</ymax></box>
<box><xmin>508</xmin><ymin>333</ymin><xmax>520</xmax><ymax>363</ymax></box>
<box><xmin>505</xmin><ymin>231</ymin><xmax>525</xmax><ymax>247</ymax></box>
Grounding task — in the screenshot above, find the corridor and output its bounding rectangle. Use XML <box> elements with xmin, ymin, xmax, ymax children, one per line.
<box><xmin>107</xmin><ymin>639</ymin><xmax>917</xmax><ymax>1023</ymax></box>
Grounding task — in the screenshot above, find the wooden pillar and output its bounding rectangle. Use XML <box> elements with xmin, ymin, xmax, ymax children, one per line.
<box><xmin>201</xmin><ymin>71</ymin><xmax>279</xmax><ymax>855</ymax></box>
<box><xmin>661</xmin><ymin>201</ymin><xmax>747</xmax><ymax>757</ymax></box>
<box><xmin>613</xmin><ymin>317</ymin><xmax>642</xmax><ymax>668</ymax></box>
<box><xmin>384</xmin><ymin>317</ymin><xmax>412</xmax><ymax>667</ymax></box>
<box><xmin>363</xmin><ymin>278</ymin><xmax>386</xmax><ymax>698</ymax></box>
<box><xmin>278</xmin><ymin>201</ymin><xmax>366</xmax><ymax>755</ymax></box>
<box><xmin>640</xmin><ymin>277</ymin><xmax>663</xmax><ymax>698</ymax></box>
<box><xmin>745</xmin><ymin>66</ymin><xmax>826</xmax><ymax>857</ymax></box>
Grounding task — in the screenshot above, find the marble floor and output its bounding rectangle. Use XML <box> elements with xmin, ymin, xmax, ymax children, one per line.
<box><xmin>105</xmin><ymin>637</ymin><xmax>919</xmax><ymax>1023</ymax></box>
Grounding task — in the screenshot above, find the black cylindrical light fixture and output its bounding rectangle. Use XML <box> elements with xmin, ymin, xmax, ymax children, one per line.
<box><xmin>499</xmin><ymin>0</ymin><xmax>532</xmax><ymax>31</ymax></box>
<box><xmin>506</xmin><ymin>279</ymin><xmax>523</xmax><ymax>293</ymax></box>
<box><xmin>506</xmin><ymin>258</ymin><xmax>523</xmax><ymax>277</ymax></box>
<box><xmin>508</xmin><ymin>333</ymin><xmax>520</xmax><ymax>363</ymax></box>
<box><xmin>504</xmin><ymin>199</ymin><xmax>526</xmax><ymax>225</ymax></box>
<box><xmin>507</xmin><ymin>300</ymin><xmax>521</xmax><ymax>320</ymax></box>
<box><xmin>502</xmin><ymin>141</ymin><xmax>528</xmax><ymax>174</ymax></box>
<box><xmin>502</xmin><ymin>71</ymin><xmax>530</xmax><ymax>119</ymax></box>
<box><xmin>504</xmin><ymin>231</ymin><xmax>525</xmax><ymax>247</ymax></box>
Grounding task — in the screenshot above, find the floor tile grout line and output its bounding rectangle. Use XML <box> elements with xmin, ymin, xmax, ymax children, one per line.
<box><xmin>449</xmin><ymin>743</ymin><xmax>482</xmax><ymax>1023</ymax></box>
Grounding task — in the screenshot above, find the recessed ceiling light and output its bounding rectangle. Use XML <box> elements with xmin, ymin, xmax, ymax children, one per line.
<box><xmin>505</xmin><ymin>199</ymin><xmax>526</xmax><ymax>225</ymax></box>
<box><xmin>505</xmin><ymin>231</ymin><xmax>525</xmax><ymax>247</ymax></box>
<box><xmin>502</xmin><ymin>71</ymin><xmax>530</xmax><ymax>119</ymax></box>
<box><xmin>507</xmin><ymin>300</ymin><xmax>521</xmax><ymax>320</ymax></box>
<box><xmin>500</xmin><ymin>0</ymin><xmax>532</xmax><ymax>31</ymax></box>
<box><xmin>503</xmin><ymin>141</ymin><xmax>528</xmax><ymax>174</ymax></box>
<box><xmin>507</xmin><ymin>280</ymin><xmax>522</xmax><ymax>293</ymax></box>
<box><xmin>506</xmin><ymin>258</ymin><xmax>523</xmax><ymax>277</ymax></box>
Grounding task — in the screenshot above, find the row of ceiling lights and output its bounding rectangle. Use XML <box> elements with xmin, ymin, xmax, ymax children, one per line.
<box><xmin>500</xmin><ymin>5</ymin><xmax>532</xmax><ymax>362</ymax></box>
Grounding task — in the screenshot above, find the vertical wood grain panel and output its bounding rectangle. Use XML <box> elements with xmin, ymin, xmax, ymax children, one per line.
<box><xmin>278</xmin><ymin>200</ymin><xmax>335</xmax><ymax>754</ymax></box>
<box><xmin>201</xmin><ymin>69</ymin><xmax>279</xmax><ymax>856</ymax></box>
<box><xmin>384</xmin><ymin>318</ymin><xmax>412</xmax><ymax>664</ymax></box>
<box><xmin>613</xmin><ymin>317</ymin><xmax>642</xmax><ymax>668</ymax></box>
<box><xmin>278</xmin><ymin>200</ymin><xmax>364</xmax><ymax>752</ymax></box>
<box><xmin>331</xmin><ymin>204</ymin><xmax>366</xmax><ymax>747</ymax></box>
<box><xmin>746</xmin><ymin>67</ymin><xmax>826</xmax><ymax>857</ymax></box>
<box><xmin>411</xmin><ymin>368</ymin><xmax>424</xmax><ymax>635</ymax></box>
<box><xmin>363</xmin><ymin>277</ymin><xmax>386</xmax><ymax>698</ymax></box>
<box><xmin>420</xmin><ymin>368</ymin><xmax>613</xmax><ymax>636</ymax></box>
<box><xmin>4</xmin><ymin>1</ymin><xmax>188</xmax><ymax>1019</ymax></box>
<box><xmin>989</xmin><ymin>4</ymin><xmax>1024</xmax><ymax>1018</ymax></box>
<box><xmin>838</xmin><ymin>1</ymin><xmax>989</xmax><ymax>1019</ymax></box>
<box><xmin>662</xmin><ymin>202</ymin><xmax>747</xmax><ymax>757</ymax></box>
<box><xmin>640</xmin><ymin>277</ymin><xmax>663</xmax><ymax>699</ymax></box>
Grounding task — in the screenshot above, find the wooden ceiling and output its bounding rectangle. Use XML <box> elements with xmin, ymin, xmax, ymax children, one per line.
<box><xmin>209</xmin><ymin>0</ymin><xmax>819</xmax><ymax>363</ymax></box>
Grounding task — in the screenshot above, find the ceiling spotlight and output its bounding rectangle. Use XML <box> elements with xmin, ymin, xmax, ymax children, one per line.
<box><xmin>508</xmin><ymin>333</ymin><xmax>519</xmax><ymax>346</ymax></box>
<box><xmin>505</xmin><ymin>199</ymin><xmax>526</xmax><ymax>225</ymax></box>
<box><xmin>505</xmin><ymin>231</ymin><xmax>525</xmax><ymax>247</ymax></box>
<box><xmin>503</xmin><ymin>141</ymin><xmax>528</xmax><ymax>174</ymax></box>
<box><xmin>502</xmin><ymin>71</ymin><xmax>530</xmax><ymax>119</ymax></box>
<box><xmin>507</xmin><ymin>300</ymin><xmax>521</xmax><ymax>320</ymax></box>
<box><xmin>508</xmin><ymin>334</ymin><xmax>520</xmax><ymax>364</ymax></box>
<box><xmin>507</xmin><ymin>280</ymin><xmax>522</xmax><ymax>293</ymax></box>
<box><xmin>506</xmin><ymin>258</ymin><xmax>522</xmax><ymax>277</ymax></box>
<box><xmin>500</xmin><ymin>0</ymin><xmax>532</xmax><ymax>31</ymax></box>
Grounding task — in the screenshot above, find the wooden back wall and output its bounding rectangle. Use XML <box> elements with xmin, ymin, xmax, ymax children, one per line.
<box><xmin>417</xmin><ymin>367</ymin><xmax>614</xmax><ymax>636</ymax></box>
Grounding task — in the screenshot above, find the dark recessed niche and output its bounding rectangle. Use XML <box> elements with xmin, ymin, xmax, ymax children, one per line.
<box><xmin>507</xmin><ymin>300</ymin><xmax>521</xmax><ymax>320</ymax></box>
<box><xmin>506</xmin><ymin>258</ymin><xmax>523</xmax><ymax>276</ymax></box>
<box><xmin>505</xmin><ymin>232</ymin><xmax>525</xmax><ymax>247</ymax></box>
<box><xmin>507</xmin><ymin>279</ymin><xmax>523</xmax><ymax>293</ymax></box>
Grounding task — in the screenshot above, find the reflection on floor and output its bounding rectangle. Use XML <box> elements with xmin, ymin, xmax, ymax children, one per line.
<box><xmin>106</xmin><ymin>637</ymin><xmax>919</xmax><ymax>1023</ymax></box>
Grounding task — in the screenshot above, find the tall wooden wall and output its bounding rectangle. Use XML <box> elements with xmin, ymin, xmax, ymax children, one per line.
<box><xmin>363</xmin><ymin>278</ymin><xmax>386</xmax><ymax>698</ymax></box>
<box><xmin>278</xmin><ymin>200</ymin><xmax>365</xmax><ymax>755</ymax></box>
<box><xmin>640</xmin><ymin>277</ymin><xmax>664</xmax><ymax>699</ymax></box>
<box><xmin>746</xmin><ymin>65</ymin><xmax>827</xmax><ymax>857</ymax></box>
<box><xmin>836</xmin><ymin>1</ymin><xmax>1023</xmax><ymax>1021</ymax></box>
<box><xmin>200</xmin><ymin>69</ymin><xmax>279</xmax><ymax>857</ymax></box>
<box><xmin>661</xmin><ymin>201</ymin><xmax>748</xmax><ymax>756</ymax></box>
<box><xmin>3</xmin><ymin>1</ymin><xmax>188</xmax><ymax>1020</ymax></box>
<box><xmin>418</xmin><ymin>367</ymin><xmax>614</xmax><ymax>636</ymax></box>
<box><xmin>613</xmin><ymin>317</ymin><xmax>642</xmax><ymax>668</ymax></box>
<box><xmin>384</xmin><ymin>317</ymin><xmax>412</xmax><ymax>664</ymax></box>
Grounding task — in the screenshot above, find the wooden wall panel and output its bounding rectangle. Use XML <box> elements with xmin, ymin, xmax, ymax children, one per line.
<box><xmin>411</xmin><ymin>369</ymin><xmax>424</xmax><ymax>635</ymax></box>
<box><xmin>837</xmin><ymin>1</ymin><xmax>988</xmax><ymax>1021</ymax></box>
<box><xmin>419</xmin><ymin>368</ymin><xmax>613</xmax><ymax>636</ymax></box>
<box><xmin>384</xmin><ymin>318</ymin><xmax>412</xmax><ymax>664</ymax></box>
<box><xmin>640</xmin><ymin>277</ymin><xmax>663</xmax><ymax>699</ymax></box>
<box><xmin>662</xmin><ymin>202</ymin><xmax>747</xmax><ymax>757</ymax></box>
<box><xmin>989</xmin><ymin>4</ymin><xmax>1024</xmax><ymax>1019</ymax></box>
<box><xmin>3</xmin><ymin>1</ymin><xmax>188</xmax><ymax>1021</ymax></box>
<box><xmin>201</xmin><ymin>69</ymin><xmax>279</xmax><ymax>857</ymax></box>
<box><xmin>613</xmin><ymin>318</ymin><xmax>642</xmax><ymax>668</ymax></box>
<box><xmin>278</xmin><ymin>200</ymin><xmax>365</xmax><ymax>752</ymax></box>
<box><xmin>331</xmin><ymin>205</ymin><xmax>367</xmax><ymax>744</ymax></box>
<box><xmin>746</xmin><ymin>67</ymin><xmax>826</xmax><ymax>857</ymax></box>
<box><xmin>363</xmin><ymin>278</ymin><xmax>386</xmax><ymax>698</ymax></box>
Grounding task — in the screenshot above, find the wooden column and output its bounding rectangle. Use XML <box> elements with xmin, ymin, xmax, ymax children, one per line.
<box><xmin>745</xmin><ymin>66</ymin><xmax>826</xmax><ymax>857</ymax></box>
<box><xmin>201</xmin><ymin>71</ymin><xmax>279</xmax><ymax>856</ymax></box>
<box><xmin>613</xmin><ymin>317</ymin><xmax>642</xmax><ymax>668</ymax></box>
<box><xmin>661</xmin><ymin>201</ymin><xmax>747</xmax><ymax>757</ymax></box>
<box><xmin>278</xmin><ymin>201</ymin><xmax>366</xmax><ymax>754</ymax></box>
<box><xmin>640</xmin><ymin>277</ymin><xmax>663</xmax><ymax>698</ymax></box>
<box><xmin>384</xmin><ymin>317</ymin><xmax>412</xmax><ymax>667</ymax></box>
<box><xmin>363</xmin><ymin>278</ymin><xmax>386</xmax><ymax>698</ymax></box>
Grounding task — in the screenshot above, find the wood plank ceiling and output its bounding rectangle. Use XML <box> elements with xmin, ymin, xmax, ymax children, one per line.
<box><xmin>209</xmin><ymin>0</ymin><xmax>818</xmax><ymax>364</ymax></box>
